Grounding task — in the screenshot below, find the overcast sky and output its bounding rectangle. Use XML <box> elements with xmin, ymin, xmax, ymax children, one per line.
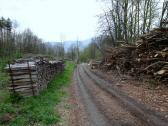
<box><xmin>0</xmin><ymin>0</ymin><xmax>103</xmax><ymax>41</ymax></box>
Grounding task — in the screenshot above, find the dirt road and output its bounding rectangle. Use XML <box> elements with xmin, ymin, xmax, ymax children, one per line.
<box><xmin>70</xmin><ymin>64</ymin><xmax>168</xmax><ymax>126</ymax></box>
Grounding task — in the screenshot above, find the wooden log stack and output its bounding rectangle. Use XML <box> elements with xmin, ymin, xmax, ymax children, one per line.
<box><xmin>100</xmin><ymin>28</ymin><xmax>168</xmax><ymax>84</ymax></box>
<box><xmin>5</xmin><ymin>59</ymin><xmax>64</xmax><ymax>97</ymax></box>
<box><xmin>88</xmin><ymin>60</ymin><xmax>101</xmax><ymax>69</ymax></box>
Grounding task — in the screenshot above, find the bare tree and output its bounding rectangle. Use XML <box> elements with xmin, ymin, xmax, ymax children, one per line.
<box><xmin>160</xmin><ymin>0</ymin><xmax>168</xmax><ymax>28</ymax></box>
<box><xmin>98</xmin><ymin>0</ymin><xmax>160</xmax><ymax>46</ymax></box>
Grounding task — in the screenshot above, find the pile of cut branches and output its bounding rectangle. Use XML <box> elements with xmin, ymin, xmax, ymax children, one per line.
<box><xmin>134</xmin><ymin>28</ymin><xmax>168</xmax><ymax>82</ymax></box>
<box><xmin>100</xmin><ymin>28</ymin><xmax>168</xmax><ymax>84</ymax></box>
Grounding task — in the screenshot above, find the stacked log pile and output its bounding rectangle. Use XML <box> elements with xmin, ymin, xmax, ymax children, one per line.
<box><xmin>5</xmin><ymin>59</ymin><xmax>64</xmax><ymax>97</ymax></box>
<box><xmin>100</xmin><ymin>28</ymin><xmax>168</xmax><ymax>84</ymax></box>
<box><xmin>89</xmin><ymin>60</ymin><xmax>101</xmax><ymax>69</ymax></box>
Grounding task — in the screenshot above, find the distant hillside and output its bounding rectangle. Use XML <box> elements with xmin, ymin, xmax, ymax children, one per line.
<box><xmin>47</xmin><ymin>39</ymin><xmax>91</xmax><ymax>52</ymax></box>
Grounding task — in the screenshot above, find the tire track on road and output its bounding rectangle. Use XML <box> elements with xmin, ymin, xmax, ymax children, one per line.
<box><xmin>81</xmin><ymin>64</ymin><xmax>168</xmax><ymax>126</ymax></box>
<box><xmin>78</xmin><ymin>65</ymin><xmax>146</xmax><ymax>126</ymax></box>
<box><xmin>75</xmin><ymin>66</ymin><xmax>110</xmax><ymax>126</ymax></box>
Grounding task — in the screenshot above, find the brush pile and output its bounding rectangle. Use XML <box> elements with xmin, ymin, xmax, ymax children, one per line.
<box><xmin>100</xmin><ymin>28</ymin><xmax>168</xmax><ymax>83</ymax></box>
<box><xmin>134</xmin><ymin>28</ymin><xmax>168</xmax><ymax>82</ymax></box>
<box><xmin>103</xmin><ymin>45</ymin><xmax>135</xmax><ymax>72</ymax></box>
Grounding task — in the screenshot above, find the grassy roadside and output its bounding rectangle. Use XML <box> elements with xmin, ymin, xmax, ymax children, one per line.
<box><xmin>0</xmin><ymin>58</ymin><xmax>11</xmax><ymax>90</ymax></box>
<box><xmin>0</xmin><ymin>61</ymin><xmax>75</xmax><ymax>126</ymax></box>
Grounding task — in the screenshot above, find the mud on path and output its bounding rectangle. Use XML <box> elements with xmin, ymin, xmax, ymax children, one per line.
<box><xmin>91</xmin><ymin>67</ymin><xmax>168</xmax><ymax>116</ymax></box>
<box><xmin>77</xmin><ymin>65</ymin><xmax>145</xmax><ymax>126</ymax></box>
<box><xmin>58</xmin><ymin>64</ymin><xmax>168</xmax><ymax>126</ymax></box>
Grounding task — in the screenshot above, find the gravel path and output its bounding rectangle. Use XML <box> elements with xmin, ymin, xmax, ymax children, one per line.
<box><xmin>82</xmin><ymin>63</ymin><xmax>168</xmax><ymax>126</ymax></box>
<box><xmin>70</xmin><ymin>64</ymin><xmax>168</xmax><ymax>126</ymax></box>
<box><xmin>76</xmin><ymin>67</ymin><xmax>110</xmax><ymax>126</ymax></box>
<box><xmin>78</xmin><ymin>66</ymin><xmax>145</xmax><ymax>126</ymax></box>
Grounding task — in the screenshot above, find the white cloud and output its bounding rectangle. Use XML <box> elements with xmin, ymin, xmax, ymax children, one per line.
<box><xmin>0</xmin><ymin>0</ymin><xmax>102</xmax><ymax>41</ymax></box>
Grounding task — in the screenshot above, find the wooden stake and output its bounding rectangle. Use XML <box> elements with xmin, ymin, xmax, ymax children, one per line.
<box><xmin>8</xmin><ymin>63</ymin><xmax>15</xmax><ymax>93</ymax></box>
<box><xmin>27</xmin><ymin>61</ymin><xmax>35</xmax><ymax>96</ymax></box>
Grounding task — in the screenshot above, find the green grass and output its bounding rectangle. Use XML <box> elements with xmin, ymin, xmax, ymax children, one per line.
<box><xmin>0</xmin><ymin>58</ymin><xmax>10</xmax><ymax>89</ymax></box>
<box><xmin>0</xmin><ymin>61</ymin><xmax>75</xmax><ymax>126</ymax></box>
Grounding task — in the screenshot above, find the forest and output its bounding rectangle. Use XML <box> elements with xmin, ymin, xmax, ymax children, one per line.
<box><xmin>0</xmin><ymin>17</ymin><xmax>65</xmax><ymax>59</ymax></box>
<box><xmin>0</xmin><ymin>0</ymin><xmax>168</xmax><ymax>125</ymax></box>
